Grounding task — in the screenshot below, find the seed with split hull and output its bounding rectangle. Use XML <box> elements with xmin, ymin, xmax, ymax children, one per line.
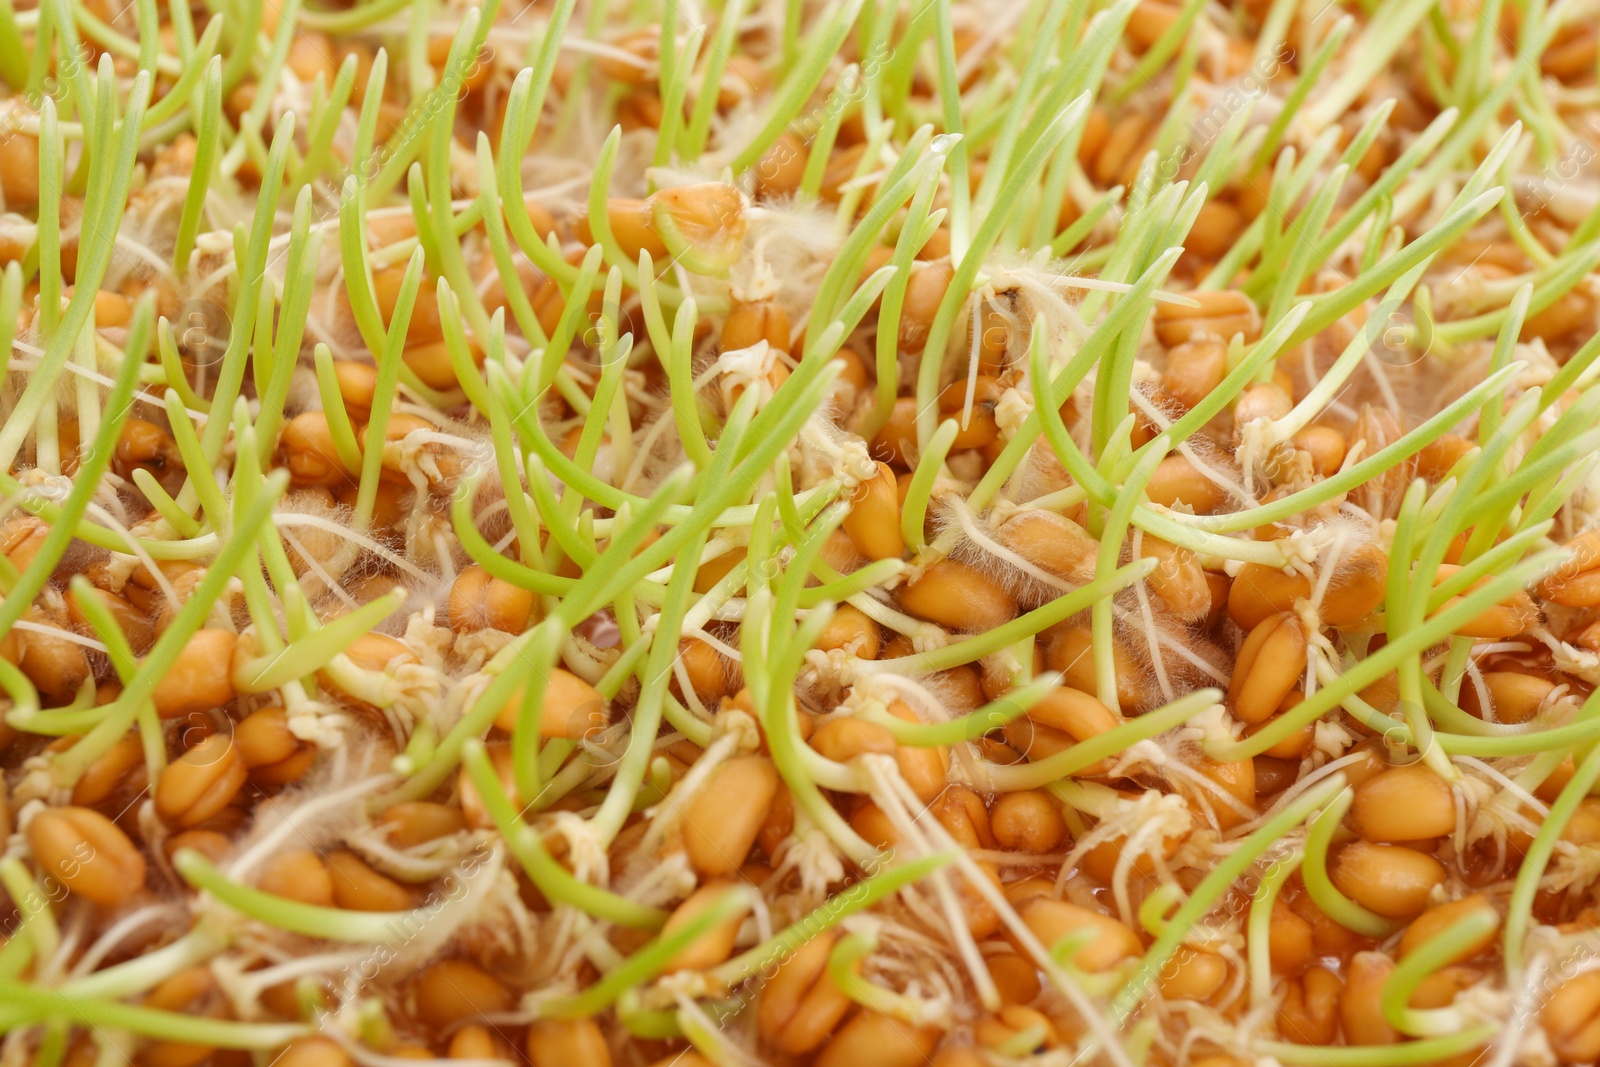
<box><xmin>274</xmin><ymin>1039</ymin><xmax>352</xmax><ymax>1067</ymax></box>
<box><xmin>995</xmin><ymin>510</ymin><xmax>1097</xmax><ymax>581</ymax></box>
<box><xmin>1146</xmin><ymin>454</ymin><xmax>1228</xmax><ymax>513</ymax></box>
<box><xmin>884</xmin><ymin>702</ymin><xmax>949</xmax><ymax>802</ymax></box>
<box><xmin>235</xmin><ymin>707</ymin><xmax>317</xmax><ymax>785</ymax></box>
<box><xmin>1176</xmin><ymin>753</ymin><xmax>1256</xmax><ymax>830</ymax></box>
<box><xmin>113</xmin><ymin>419</ymin><xmax>181</xmax><ymax>483</ymax></box>
<box><xmin>0</xmin><ymin>127</ymin><xmax>41</xmax><ymax>206</ymax></box>
<box><xmin>527</xmin><ymin>1019</ymin><xmax>612</xmax><ymax>1067</ymax></box>
<box><xmin>25</xmin><ymin>806</ymin><xmax>147</xmax><ymax>906</ymax></box>
<box><xmin>1544</xmin><ymin>972</ymin><xmax>1600</xmax><ymax>1063</ymax></box>
<box><xmin>1330</xmin><ymin>841</ymin><xmax>1446</xmax><ymax>920</ymax></box>
<box><xmin>1350</xmin><ymin>763</ymin><xmax>1456</xmax><ymax>842</ymax></box>
<box><xmin>142</xmin><ymin>966</ymin><xmax>225</xmax><ymax>1067</ymax></box>
<box><xmin>810</xmin><ymin>716</ymin><xmax>896</xmax><ymax>762</ymax></box>
<box><xmin>1228</xmin><ymin>615</ymin><xmax>1307</xmax><ymax>724</ymax></box>
<box><xmin>682</xmin><ymin>755</ymin><xmax>779</xmax><ymax>876</ymax></box>
<box><xmin>976</xmin><ymin>1004</ymin><xmax>1058</xmax><ymax>1053</ymax></box>
<box><xmin>815</xmin><ymin>1010</ymin><xmax>941</xmax><ymax>1067</ymax></box>
<box><xmin>494</xmin><ymin>668</ymin><xmax>607</xmax><ymax>738</ymax></box>
<box><xmin>650</xmin><ymin>183</ymin><xmax>747</xmax><ymax>273</ymax></box>
<box><xmin>1161</xmin><ymin>339</ymin><xmax>1228</xmax><ymax>410</ymax></box>
<box><xmin>757</xmin><ymin>933</ymin><xmax>853</xmax><ymax>1055</ymax></box>
<box><xmin>1397</xmin><ymin>895</ymin><xmax>1499</xmax><ymax>964</ymax></box>
<box><xmin>660</xmin><ymin>880</ymin><xmax>747</xmax><ymax>971</ymax></box>
<box><xmin>991</xmin><ymin>790</ymin><xmax>1066</xmax><ymax>853</ymax></box>
<box><xmin>1460</xmin><ymin>670</ymin><xmax>1554</xmax><ymax>724</ymax></box>
<box><xmin>1007</xmin><ymin>685</ymin><xmax>1120</xmax><ymax>774</ymax></box>
<box><xmin>1292</xmin><ymin>426</ymin><xmax>1348</xmax><ymax>478</ymax></box>
<box><xmin>1339</xmin><ymin>952</ymin><xmax>1400</xmax><ymax>1046</ymax></box>
<box><xmin>155</xmin><ymin>735</ymin><xmax>248</xmax><ymax>828</ymax></box>
<box><xmin>257</xmin><ymin>849</ymin><xmax>335</xmax><ymax>906</ymax></box>
<box><xmin>10</xmin><ymin>617</ymin><xmax>90</xmax><ymax>703</ymax></box>
<box><xmin>722</xmin><ymin>300</ymin><xmax>791</xmax><ymax>352</ymax></box>
<box><xmin>754</xmin><ymin>132</ymin><xmax>806</xmax><ymax>199</ymax></box>
<box><xmin>281</xmin><ymin>412</ymin><xmax>356</xmax><ymax>487</ymax></box>
<box><xmin>379</xmin><ymin>802</ymin><xmax>466</xmax><ymax>847</ymax></box>
<box><xmin>1158</xmin><ymin>947</ymin><xmax>1229</xmax><ymax>1001</ymax></box>
<box><xmin>412</xmin><ymin>959</ymin><xmax>513</xmax><ymax>1029</ymax></box>
<box><xmin>150</xmin><ymin>630</ymin><xmax>238</xmax><ymax>719</ymax></box>
<box><xmin>449</xmin><ymin>565</ymin><xmax>537</xmax><ymax>633</ymax></box>
<box><xmin>1010</xmin><ymin>897</ymin><xmax>1142</xmax><ymax>972</ymax></box>
<box><xmin>1428</xmin><ymin>563</ymin><xmax>1540</xmax><ymax>638</ymax></box>
<box><xmin>1540</xmin><ymin>530</ymin><xmax>1600</xmax><ymax>607</ymax></box>
<box><xmin>813</xmin><ymin>605</ymin><xmax>881</xmax><ymax>660</ymax></box>
<box><xmin>843</xmin><ymin>462</ymin><xmax>905</xmax><ymax>561</ymax></box>
<box><xmin>900</xmin><ymin>560</ymin><xmax>1016</xmax><ymax>632</ymax></box>
<box><xmin>326</xmin><ymin>850</ymin><xmax>414</xmax><ymax>912</ymax></box>
<box><xmin>1278</xmin><ymin>966</ymin><xmax>1343</xmax><ymax>1045</ymax></box>
<box><xmin>898</xmin><ymin>260</ymin><xmax>956</xmax><ymax>353</ymax></box>
<box><xmin>1154</xmin><ymin>289</ymin><xmax>1261</xmax><ymax>347</ymax></box>
<box><xmin>70</xmin><ymin>732</ymin><xmax>144</xmax><ymax>807</ymax></box>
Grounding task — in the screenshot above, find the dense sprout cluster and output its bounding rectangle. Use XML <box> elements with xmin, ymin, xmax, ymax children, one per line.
<box><xmin>6</xmin><ymin>0</ymin><xmax>1600</xmax><ymax>1064</ymax></box>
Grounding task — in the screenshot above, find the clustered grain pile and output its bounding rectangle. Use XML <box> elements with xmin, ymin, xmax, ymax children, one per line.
<box><xmin>4</xmin><ymin>0</ymin><xmax>1600</xmax><ymax>1065</ymax></box>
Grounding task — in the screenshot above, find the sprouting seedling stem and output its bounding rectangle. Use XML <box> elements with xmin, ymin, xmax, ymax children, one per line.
<box><xmin>864</xmin><ymin>559</ymin><xmax>1155</xmax><ymax>678</ymax></box>
<box><xmin>354</xmin><ymin>246</ymin><xmax>423</xmax><ymax>530</ymax></box>
<box><xmin>0</xmin><ymin>294</ymin><xmax>150</xmax><ymax>641</ymax></box>
<box><xmin>1090</xmin><ymin>439</ymin><xmax>1168</xmax><ymax>712</ymax></box>
<box><xmin>1504</xmin><ymin>694</ymin><xmax>1600</xmax><ymax>974</ymax></box>
<box><xmin>805</xmin><ymin>123</ymin><xmax>942</xmax><ymax>358</ymax></box>
<box><xmin>196</xmin><ymin>115</ymin><xmax>294</xmax><ymax>468</ymax></box>
<box><xmin>0</xmin><ymin>0</ymin><xmax>26</xmax><ymax>88</ymax></box>
<box><xmin>827</xmin><ymin>930</ymin><xmax>934</xmax><ymax>1021</ymax></box>
<box><xmin>1247</xmin><ymin>851</ymin><xmax>1301</xmax><ymax>1012</ymax></box>
<box><xmin>729</xmin><ymin>0</ymin><xmax>863</xmax><ymax>173</ymax></box>
<box><xmin>37</xmin><ymin>97</ymin><xmax>60</xmax><ymax>340</ymax></box>
<box><xmin>798</xmin><ymin>559</ymin><xmax>905</xmax><ymax>607</ymax></box>
<box><xmin>538</xmin><ymin>890</ymin><xmax>746</xmax><ymax>1019</ymax></box>
<box><xmin>0</xmin><ymin>979</ymin><xmax>308</xmax><ymax>1047</ymax></box>
<box><xmin>0</xmin><ymin>70</ymin><xmax>150</xmax><ymax>471</ymax></box>
<box><xmin>1183</xmin><ymin>363</ymin><xmax>1521</xmax><ymax>533</ymax></box>
<box><xmin>474</xmin><ymin>136</ymin><xmax>549</xmax><ymax>351</ymax></box>
<box><xmin>589</xmin><ymin>524</ymin><xmax>708</xmax><ymax>845</ymax></box>
<box><xmin>1259</xmin><ymin>1029</ymin><xmax>1497</xmax><ymax>1065</ymax></box>
<box><xmin>289</xmin><ymin>51</ymin><xmax>357</xmax><ymax>188</ymax></box>
<box><xmin>1381</xmin><ymin>908</ymin><xmax>1502</xmax><ymax>1036</ymax></box>
<box><xmin>861</xmin><ymin>674</ymin><xmax>1060</xmax><ymax>746</ymax></box>
<box><xmin>652</xmin><ymin>19</ymin><xmax>703</xmax><ymax>170</ymax></box>
<box><xmin>914</xmin><ymin>93</ymin><xmax>1089</xmax><ymax>451</ymax></box>
<box><xmin>1301</xmin><ymin>788</ymin><xmax>1400</xmax><ymax>938</ymax></box>
<box><xmin>968</xmin><ymin>246</ymin><xmax>1183</xmax><ymax>515</ymax></box>
<box><xmin>0</xmin><ymin>858</ymin><xmax>60</xmax><ymax>972</ymax></box>
<box><xmin>1111</xmin><ymin>774</ymin><xmax>1348</xmax><ymax>1022</ymax></box>
<box><xmin>497</xmin><ymin>85</ymin><xmax>580</xmax><ymax>288</ymax></box>
<box><xmin>175</xmin><ymin>848</ymin><xmax>437</xmax><ymax>943</ymax></box>
<box><xmin>521</xmin><ymin>451</ymin><xmax>598</xmax><ymax>572</ymax></box>
<box><xmin>987</xmin><ymin>688</ymin><xmax>1215</xmax><ymax>793</ymax></box>
<box><xmin>872</xmin><ymin>171</ymin><xmax>944</xmax><ymax>433</ymax></box>
<box><xmin>53</xmin><ymin>470</ymin><xmax>288</xmax><ymax>785</ymax></box>
<box><xmin>369</xmin><ymin>4</ymin><xmax>491</xmax><ymax>197</ymax></box>
<box><xmin>461</xmin><ymin>739</ymin><xmax>668</xmax><ymax>930</ymax></box>
<box><xmin>440</xmin><ymin>283</ymin><xmax>495</xmax><ymax>416</ymax></box>
<box><xmin>1210</xmin><ymin>550</ymin><xmax>1563</xmax><ymax>763</ymax></box>
<box><xmin>425</xmin><ymin>108</ymin><xmax>494</xmax><ymax>348</ymax></box>
<box><xmin>683</xmin><ymin>0</ymin><xmax>746</xmax><ymax>159</ymax></box>
<box><xmin>311</xmin><ymin>343</ymin><xmax>365</xmax><ymax>478</ymax></box>
<box><xmin>712</xmin><ymin>851</ymin><xmax>956</xmax><ymax>985</ymax></box>
<box><xmin>236</xmin><ymin>590</ymin><xmax>406</xmax><ymax>693</ymax></box>
<box><xmin>254</xmin><ymin>189</ymin><xmax>321</xmax><ymax>455</ymax></box>
<box><xmin>901</xmin><ymin>419</ymin><xmax>957</xmax><ymax>552</ymax></box>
